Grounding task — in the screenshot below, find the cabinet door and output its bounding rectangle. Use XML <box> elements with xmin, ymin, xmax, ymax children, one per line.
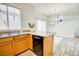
<box><xmin>25</xmin><ymin>35</ymin><xmax>29</xmax><ymax>50</ymax></box>
<box><xmin>0</xmin><ymin>41</ymin><xmax>13</xmax><ymax>56</ymax></box>
<box><xmin>28</xmin><ymin>34</ymin><xmax>33</xmax><ymax>50</ymax></box>
<box><xmin>14</xmin><ymin>39</ymin><xmax>26</xmax><ymax>55</ymax></box>
<box><xmin>43</xmin><ymin>36</ymin><xmax>53</xmax><ymax>56</ymax></box>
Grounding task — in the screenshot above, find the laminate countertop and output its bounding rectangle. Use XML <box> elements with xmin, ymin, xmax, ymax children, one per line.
<box><xmin>20</xmin><ymin>31</ymin><xmax>54</xmax><ymax>37</ymax></box>
<box><xmin>0</xmin><ymin>30</ymin><xmax>54</xmax><ymax>38</ymax></box>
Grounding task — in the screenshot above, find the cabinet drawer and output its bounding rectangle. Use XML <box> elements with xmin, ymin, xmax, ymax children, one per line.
<box><xmin>14</xmin><ymin>38</ymin><xmax>26</xmax><ymax>42</ymax></box>
<box><xmin>14</xmin><ymin>34</ymin><xmax>28</xmax><ymax>39</ymax></box>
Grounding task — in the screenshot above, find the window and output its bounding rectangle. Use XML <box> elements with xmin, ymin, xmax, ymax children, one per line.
<box><xmin>0</xmin><ymin>4</ymin><xmax>7</xmax><ymax>30</ymax></box>
<box><xmin>36</xmin><ymin>20</ymin><xmax>46</xmax><ymax>32</ymax></box>
<box><xmin>8</xmin><ymin>6</ymin><xmax>21</xmax><ymax>30</ymax></box>
<box><xmin>0</xmin><ymin>4</ymin><xmax>21</xmax><ymax>30</ymax></box>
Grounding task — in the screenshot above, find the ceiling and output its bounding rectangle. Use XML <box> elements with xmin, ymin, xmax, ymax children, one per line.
<box><xmin>31</xmin><ymin>3</ymin><xmax>79</xmax><ymax>16</ymax></box>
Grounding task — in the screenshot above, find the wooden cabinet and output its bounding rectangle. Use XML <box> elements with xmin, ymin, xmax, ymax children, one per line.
<box><xmin>43</xmin><ymin>35</ymin><xmax>53</xmax><ymax>56</ymax></box>
<box><xmin>28</xmin><ymin>34</ymin><xmax>33</xmax><ymax>50</ymax></box>
<box><xmin>14</xmin><ymin>34</ymin><xmax>27</xmax><ymax>55</ymax></box>
<box><xmin>14</xmin><ymin>39</ymin><xmax>26</xmax><ymax>55</ymax></box>
<box><xmin>25</xmin><ymin>34</ymin><xmax>29</xmax><ymax>50</ymax></box>
<box><xmin>0</xmin><ymin>34</ymin><xmax>53</xmax><ymax>56</ymax></box>
<box><xmin>0</xmin><ymin>37</ymin><xmax>14</xmax><ymax>56</ymax></box>
<box><xmin>13</xmin><ymin>34</ymin><xmax>33</xmax><ymax>55</ymax></box>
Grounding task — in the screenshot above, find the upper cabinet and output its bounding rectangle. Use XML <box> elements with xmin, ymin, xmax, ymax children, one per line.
<box><xmin>0</xmin><ymin>4</ymin><xmax>21</xmax><ymax>30</ymax></box>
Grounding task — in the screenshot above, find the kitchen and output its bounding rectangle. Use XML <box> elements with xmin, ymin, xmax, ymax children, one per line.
<box><xmin>0</xmin><ymin>3</ymin><xmax>79</xmax><ymax>56</ymax></box>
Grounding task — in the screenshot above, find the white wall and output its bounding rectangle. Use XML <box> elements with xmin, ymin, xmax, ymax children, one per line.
<box><xmin>47</xmin><ymin>15</ymin><xmax>79</xmax><ymax>38</ymax></box>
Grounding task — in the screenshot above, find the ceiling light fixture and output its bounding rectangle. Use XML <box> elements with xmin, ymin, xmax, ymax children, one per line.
<box><xmin>50</xmin><ymin>9</ymin><xmax>63</xmax><ymax>25</ymax></box>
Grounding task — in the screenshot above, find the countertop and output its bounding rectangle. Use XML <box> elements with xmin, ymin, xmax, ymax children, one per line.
<box><xmin>19</xmin><ymin>30</ymin><xmax>53</xmax><ymax>37</ymax></box>
<box><xmin>0</xmin><ymin>30</ymin><xmax>53</xmax><ymax>38</ymax></box>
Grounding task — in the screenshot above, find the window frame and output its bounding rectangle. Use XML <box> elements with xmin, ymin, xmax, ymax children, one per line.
<box><xmin>0</xmin><ymin>3</ymin><xmax>22</xmax><ymax>30</ymax></box>
<box><xmin>36</xmin><ymin>19</ymin><xmax>46</xmax><ymax>33</ymax></box>
<box><xmin>0</xmin><ymin>4</ymin><xmax>8</xmax><ymax>30</ymax></box>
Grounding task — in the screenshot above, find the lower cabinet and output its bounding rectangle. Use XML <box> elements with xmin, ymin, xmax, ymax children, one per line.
<box><xmin>14</xmin><ymin>39</ymin><xmax>26</xmax><ymax>55</ymax></box>
<box><xmin>0</xmin><ymin>41</ymin><xmax>13</xmax><ymax>56</ymax></box>
<box><xmin>0</xmin><ymin>34</ymin><xmax>33</xmax><ymax>56</ymax></box>
<box><xmin>13</xmin><ymin>34</ymin><xmax>33</xmax><ymax>55</ymax></box>
<box><xmin>28</xmin><ymin>34</ymin><xmax>33</xmax><ymax>50</ymax></box>
<box><xmin>0</xmin><ymin>34</ymin><xmax>53</xmax><ymax>56</ymax></box>
<box><xmin>43</xmin><ymin>35</ymin><xmax>53</xmax><ymax>56</ymax></box>
<box><xmin>13</xmin><ymin>34</ymin><xmax>28</xmax><ymax>55</ymax></box>
<box><xmin>25</xmin><ymin>34</ymin><xmax>29</xmax><ymax>50</ymax></box>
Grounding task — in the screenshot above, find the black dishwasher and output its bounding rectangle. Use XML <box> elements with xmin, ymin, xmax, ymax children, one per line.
<box><xmin>33</xmin><ymin>35</ymin><xmax>43</xmax><ymax>56</ymax></box>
